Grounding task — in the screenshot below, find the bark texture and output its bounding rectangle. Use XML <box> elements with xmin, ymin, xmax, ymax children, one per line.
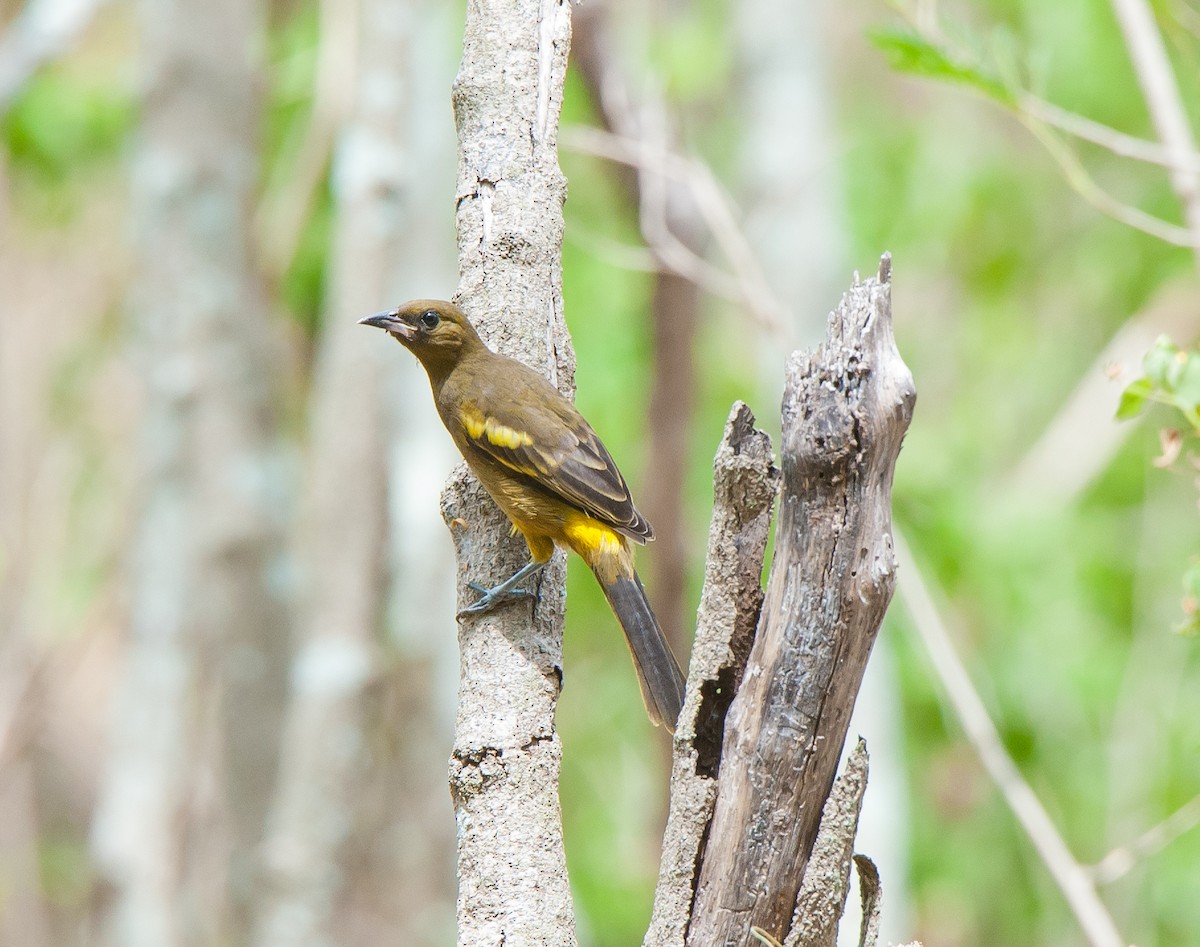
<box><xmin>687</xmin><ymin>255</ymin><xmax>915</xmax><ymax>946</ymax></box>
<box><xmin>442</xmin><ymin>2</ymin><xmax>577</xmax><ymax>945</ymax></box>
<box><xmin>785</xmin><ymin>740</ymin><xmax>869</xmax><ymax>947</ymax></box>
<box><xmin>643</xmin><ymin>403</ymin><xmax>778</xmax><ymax>947</ymax></box>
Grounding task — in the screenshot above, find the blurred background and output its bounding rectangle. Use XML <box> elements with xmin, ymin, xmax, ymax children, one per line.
<box><xmin>1</xmin><ymin>0</ymin><xmax>1198</xmax><ymax>944</ymax></box>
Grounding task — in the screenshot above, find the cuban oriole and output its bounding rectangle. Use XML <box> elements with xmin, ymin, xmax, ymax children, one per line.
<box><xmin>361</xmin><ymin>299</ymin><xmax>685</xmax><ymax>732</ymax></box>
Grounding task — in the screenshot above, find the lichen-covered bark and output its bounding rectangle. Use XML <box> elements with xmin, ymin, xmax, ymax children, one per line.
<box><xmin>643</xmin><ymin>403</ymin><xmax>778</xmax><ymax>947</ymax></box>
<box><xmin>784</xmin><ymin>740</ymin><xmax>869</xmax><ymax>947</ymax></box>
<box><xmin>687</xmin><ymin>256</ymin><xmax>915</xmax><ymax>946</ymax></box>
<box><xmin>442</xmin><ymin>2</ymin><xmax>577</xmax><ymax>945</ymax></box>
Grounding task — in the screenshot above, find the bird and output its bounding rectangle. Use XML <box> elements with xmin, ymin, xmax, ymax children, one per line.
<box><xmin>360</xmin><ymin>299</ymin><xmax>685</xmax><ymax>733</ymax></box>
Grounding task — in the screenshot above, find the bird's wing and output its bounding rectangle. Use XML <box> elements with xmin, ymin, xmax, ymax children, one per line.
<box><xmin>456</xmin><ymin>376</ymin><xmax>653</xmax><ymax>542</ymax></box>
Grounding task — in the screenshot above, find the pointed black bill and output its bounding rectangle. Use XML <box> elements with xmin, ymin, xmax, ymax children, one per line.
<box><xmin>358</xmin><ymin>309</ymin><xmax>418</xmax><ymax>340</ymax></box>
<box><xmin>358</xmin><ymin>309</ymin><xmax>402</xmax><ymax>330</ymax></box>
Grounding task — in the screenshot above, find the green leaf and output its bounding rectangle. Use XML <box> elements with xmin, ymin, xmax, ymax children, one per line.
<box><xmin>1171</xmin><ymin>350</ymin><xmax>1200</xmax><ymax>416</ymax></box>
<box><xmin>1142</xmin><ymin>335</ymin><xmax>1179</xmax><ymax>389</ymax></box>
<box><xmin>871</xmin><ymin>27</ymin><xmax>1017</xmax><ymax>107</ymax></box>
<box><xmin>1115</xmin><ymin>377</ymin><xmax>1152</xmax><ymax>420</ymax></box>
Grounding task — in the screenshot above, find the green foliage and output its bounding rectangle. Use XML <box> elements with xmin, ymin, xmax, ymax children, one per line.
<box><xmin>1</xmin><ymin>68</ymin><xmax>134</xmax><ymax>220</ymax></box>
<box><xmin>863</xmin><ymin>4</ymin><xmax>1200</xmax><ymax>945</ymax></box>
<box><xmin>1118</xmin><ymin>336</ymin><xmax>1200</xmax><ymax>430</ymax></box>
<box><xmin>871</xmin><ymin>27</ymin><xmax>1017</xmax><ymax>107</ymax></box>
<box><xmin>2</xmin><ymin>71</ymin><xmax>133</xmax><ymax>179</ymax></box>
<box><xmin>1118</xmin><ymin>337</ymin><xmax>1200</xmax><ymax>636</ymax></box>
<box><xmin>263</xmin><ymin>2</ymin><xmax>330</xmax><ymax>334</ymax></box>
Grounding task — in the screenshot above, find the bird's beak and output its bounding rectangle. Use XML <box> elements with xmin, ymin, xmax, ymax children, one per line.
<box><xmin>358</xmin><ymin>309</ymin><xmax>415</xmax><ymax>340</ymax></box>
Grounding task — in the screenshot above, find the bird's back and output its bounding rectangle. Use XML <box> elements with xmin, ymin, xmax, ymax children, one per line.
<box><xmin>434</xmin><ymin>345</ymin><xmax>652</xmax><ymax>543</ymax></box>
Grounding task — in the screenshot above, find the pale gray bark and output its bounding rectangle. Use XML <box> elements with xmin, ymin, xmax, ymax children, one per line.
<box><xmin>442</xmin><ymin>1</ymin><xmax>576</xmax><ymax>944</ymax></box>
<box><xmin>89</xmin><ymin>0</ymin><xmax>285</xmax><ymax>942</ymax></box>
<box><xmin>684</xmin><ymin>256</ymin><xmax>914</xmax><ymax>946</ymax></box>
<box><xmin>785</xmin><ymin>741</ymin><xmax>869</xmax><ymax>947</ymax></box>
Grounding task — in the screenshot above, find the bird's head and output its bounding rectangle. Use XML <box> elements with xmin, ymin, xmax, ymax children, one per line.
<box><xmin>359</xmin><ymin>299</ymin><xmax>483</xmax><ymax>376</ymax></box>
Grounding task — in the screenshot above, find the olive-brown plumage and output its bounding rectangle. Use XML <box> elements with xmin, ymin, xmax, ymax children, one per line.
<box><xmin>360</xmin><ymin>299</ymin><xmax>685</xmax><ymax>732</ymax></box>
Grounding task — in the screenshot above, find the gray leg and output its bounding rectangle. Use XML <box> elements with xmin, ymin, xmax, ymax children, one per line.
<box><xmin>458</xmin><ymin>560</ymin><xmax>547</xmax><ymax>617</ymax></box>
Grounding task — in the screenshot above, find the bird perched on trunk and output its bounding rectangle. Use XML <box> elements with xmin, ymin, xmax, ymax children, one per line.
<box><xmin>360</xmin><ymin>299</ymin><xmax>685</xmax><ymax>733</ymax></box>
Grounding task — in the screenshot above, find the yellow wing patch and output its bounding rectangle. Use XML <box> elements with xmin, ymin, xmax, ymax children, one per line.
<box><xmin>460</xmin><ymin>405</ymin><xmax>533</xmax><ymax>450</ymax></box>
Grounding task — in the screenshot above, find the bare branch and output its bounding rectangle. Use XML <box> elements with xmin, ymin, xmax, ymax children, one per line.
<box><xmin>1089</xmin><ymin>792</ymin><xmax>1200</xmax><ymax>884</ymax></box>
<box><xmin>1022</xmin><ymin>94</ymin><xmax>1200</xmax><ymax>175</ymax></box>
<box><xmin>890</xmin><ymin>3</ymin><xmax>1200</xmax><ymax>249</ymax></box>
<box><xmin>560</xmin><ymin>125</ymin><xmax>788</xmax><ymax>331</ymax></box>
<box><xmin>1020</xmin><ymin>117</ymin><xmax>1200</xmax><ymax>248</ymax></box>
<box><xmin>1108</xmin><ymin>0</ymin><xmax>1200</xmax><ymax>253</ymax></box>
<box><xmin>893</xmin><ymin>532</ymin><xmax>1126</xmax><ymax>947</ymax></box>
<box><xmin>784</xmin><ymin>741</ymin><xmax>870</xmax><ymax>947</ymax></box>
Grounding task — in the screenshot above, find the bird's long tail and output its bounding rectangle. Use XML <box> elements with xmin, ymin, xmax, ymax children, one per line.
<box><xmin>595</xmin><ymin>570</ymin><xmax>686</xmax><ymax>733</ymax></box>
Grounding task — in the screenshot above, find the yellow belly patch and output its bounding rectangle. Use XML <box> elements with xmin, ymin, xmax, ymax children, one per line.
<box><xmin>562</xmin><ymin>512</ymin><xmax>630</xmax><ymax>581</ymax></box>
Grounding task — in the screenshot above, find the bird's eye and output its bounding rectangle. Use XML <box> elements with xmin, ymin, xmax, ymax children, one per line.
<box><xmin>420</xmin><ymin>310</ymin><xmax>440</xmax><ymax>329</ymax></box>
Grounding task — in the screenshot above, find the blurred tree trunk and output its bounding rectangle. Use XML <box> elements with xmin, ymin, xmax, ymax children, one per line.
<box><xmin>642</xmin><ymin>274</ymin><xmax>699</xmax><ymax>659</ymax></box>
<box><xmin>89</xmin><ymin>0</ymin><xmax>287</xmax><ymax>943</ymax></box>
<box><xmin>734</xmin><ymin>0</ymin><xmax>845</xmax><ymax>346</ymax></box>
<box><xmin>252</xmin><ymin>0</ymin><xmax>457</xmax><ymax>942</ymax></box>
<box><xmin>573</xmin><ymin>2</ymin><xmax>701</xmax><ymax>662</ymax></box>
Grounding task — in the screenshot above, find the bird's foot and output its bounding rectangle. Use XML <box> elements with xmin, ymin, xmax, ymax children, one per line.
<box><xmin>457</xmin><ymin>582</ymin><xmax>535</xmax><ymax>617</ymax></box>
<box><xmin>456</xmin><ymin>560</ymin><xmax>547</xmax><ymax>619</ymax></box>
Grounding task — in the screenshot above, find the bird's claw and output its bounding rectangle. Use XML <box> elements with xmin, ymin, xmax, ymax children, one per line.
<box><xmin>457</xmin><ymin>583</ymin><xmax>535</xmax><ymax>619</ymax></box>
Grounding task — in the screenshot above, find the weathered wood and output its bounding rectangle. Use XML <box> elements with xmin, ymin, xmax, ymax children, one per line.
<box><xmin>643</xmin><ymin>402</ymin><xmax>778</xmax><ymax>947</ymax></box>
<box><xmin>442</xmin><ymin>2</ymin><xmax>577</xmax><ymax>946</ymax></box>
<box><xmin>784</xmin><ymin>740</ymin><xmax>869</xmax><ymax>947</ymax></box>
<box><xmin>687</xmin><ymin>255</ymin><xmax>915</xmax><ymax>946</ymax></box>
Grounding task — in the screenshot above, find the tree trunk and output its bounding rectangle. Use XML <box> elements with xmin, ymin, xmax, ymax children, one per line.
<box><xmin>443</xmin><ymin>1</ymin><xmax>577</xmax><ymax>944</ymax></box>
<box><xmin>249</xmin><ymin>0</ymin><xmax>402</xmax><ymax>939</ymax></box>
<box><xmin>90</xmin><ymin>0</ymin><xmax>286</xmax><ymax>942</ymax></box>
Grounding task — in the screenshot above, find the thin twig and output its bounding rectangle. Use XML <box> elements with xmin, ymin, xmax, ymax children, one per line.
<box><xmin>891</xmin><ymin>3</ymin><xmax>1200</xmax><ymax>249</ymax></box>
<box><xmin>1021</xmin><ymin>116</ymin><xmax>1200</xmax><ymax>247</ymax></box>
<box><xmin>894</xmin><ymin>531</ymin><xmax>1126</xmax><ymax>947</ymax></box>
<box><xmin>1089</xmin><ymin>792</ymin><xmax>1200</xmax><ymax>884</ymax></box>
<box><xmin>1108</xmin><ymin>0</ymin><xmax>1200</xmax><ymax>254</ymax></box>
<box><xmin>561</xmin><ymin>125</ymin><xmax>788</xmax><ymax>332</ymax></box>
<box><xmin>1022</xmin><ymin>94</ymin><xmax>1200</xmax><ymax>175</ymax></box>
